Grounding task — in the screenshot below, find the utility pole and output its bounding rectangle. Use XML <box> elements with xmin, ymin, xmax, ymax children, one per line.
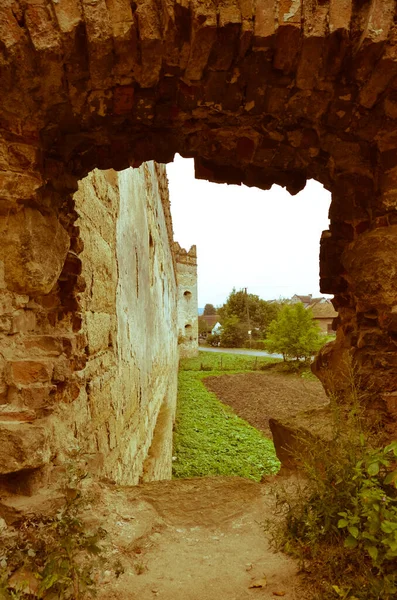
<box><xmin>244</xmin><ymin>287</ymin><xmax>252</xmax><ymax>349</ymax></box>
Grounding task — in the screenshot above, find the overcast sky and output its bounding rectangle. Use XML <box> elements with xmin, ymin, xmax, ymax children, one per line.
<box><xmin>167</xmin><ymin>155</ymin><xmax>331</xmax><ymax>309</ymax></box>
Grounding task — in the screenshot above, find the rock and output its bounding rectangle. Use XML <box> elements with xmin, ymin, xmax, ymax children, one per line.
<box><xmin>0</xmin><ymin>208</ymin><xmax>70</xmax><ymax>295</ymax></box>
<box><xmin>0</xmin><ymin>404</ymin><xmax>36</xmax><ymax>422</ymax></box>
<box><xmin>0</xmin><ymin>422</ymin><xmax>50</xmax><ymax>474</ymax></box>
<box><xmin>269</xmin><ymin>406</ymin><xmax>333</xmax><ymax>470</ymax></box>
<box><xmin>342</xmin><ymin>226</ymin><xmax>397</xmax><ymax>311</ymax></box>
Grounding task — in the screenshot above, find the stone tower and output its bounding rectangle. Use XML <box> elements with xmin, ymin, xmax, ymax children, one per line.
<box><xmin>174</xmin><ymin>243</ymin><xmax>198</xmax><ymax>359</ymax></box>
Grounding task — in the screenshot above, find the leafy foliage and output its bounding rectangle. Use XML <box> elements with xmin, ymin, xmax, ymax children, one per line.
<box><xmin>206</xmin><ymin>332</ymin><xmax>221</xmax><ymax>346</ymax></box>
<box><xmin>265</xmin><ymin>302</ymin><xmax>324</xmax><ymax>361</ymax></box>
<box><xmin>0</xmin><ymin>456</ymin><xmax>106</xmax><ymax>599</ymax></box>
<box><xmin>268</xmin><ymin>377</ymin><xmax>397</xmax><ymax>600</ymax></box>
<box><xmin>198</xmin><ymin>315</ymin><xmax>211</xmax><ymax>335</ymax></box>
<box><xmin>219</xmin><ymin>315</ymin><xmax>248</xmax><ymax>348</ymax></box>
<box><xmin>173</xmin><ymin>361</ymin><xmax>280</xmax><ymax>481</ymax></box>
<box><xmin>218</xmin><ymin>289</ymin><xmax>279</xmax><ymax>338</ymax></box>
<box><xmin>203</xmin><ymin>303</ymin><xmax>217</xmax><ymax>315</ymax></box>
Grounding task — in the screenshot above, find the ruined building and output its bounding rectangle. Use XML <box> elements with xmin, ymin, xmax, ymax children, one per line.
<box><xmin>0</xmin><ymin>0</ymin><xmax>397</xmax><ymax>508</ymax></box>
<box><xmin>174</xmin><ymin>243</ymin><xmax>199</xmax><ymax>359</ymax></box>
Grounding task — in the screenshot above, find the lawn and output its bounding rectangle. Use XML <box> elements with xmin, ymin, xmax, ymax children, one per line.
<box><xmin>172</xmin><ymin>353</ymin><xmax>280</xmax><ymax>482</ymax></box>
<box><xmin>179</xmin><ymin>350</ymin><xmax>278</xmax><ymax>372</ymax></box>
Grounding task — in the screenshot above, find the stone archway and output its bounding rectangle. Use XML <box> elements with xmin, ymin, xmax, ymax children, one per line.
<box><xmin>1</xmin><ymin>0</ymin><xmax>397</xmax><ymax>494</ymax></box>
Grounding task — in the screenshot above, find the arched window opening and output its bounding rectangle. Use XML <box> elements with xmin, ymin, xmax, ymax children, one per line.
<box><xmin>184</xmin><ymin>324</ymin><xmax>193</xmax><ymax>340</ymax></box>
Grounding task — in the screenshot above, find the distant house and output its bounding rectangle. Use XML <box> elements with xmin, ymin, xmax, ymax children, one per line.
<box><xmin>291</xmin><ymin>294</ymin><xmax>322</xmax><ymax>308</ymax></box>
<box><xmin>291</xmin><ymin>294</ymin><xmax>337</xmax><ymax>334</ymax></box>
<box><xmin>310</xmin><ymin>299</ymin><xmax>337</xmax><ymax>334</ymax></box>
<box><xmin>198</xmin><ymin>314</ymin><xmax>221</xmax><ymax>337</ymax></box>
<box><xmin>211</xmin><ymin>322</ymin><xmax>222</xmax><ymax>335</ymax></box>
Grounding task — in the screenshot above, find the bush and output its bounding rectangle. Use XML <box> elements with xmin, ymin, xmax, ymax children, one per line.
<box><xmin>206</xmin><ymin>333</ymin><xmax>220</xmax><ymax>346</ymax></box>
<box><xmin>0</xmin><ymin>455</ymin><xmax>105</xmax><ymax>599</ymax></box>
<box><xmin>220</xmin><ymin>315</ymin><xmax>247</xmax><ymax>348</ymax></box>
<box><xmin>268</xmin><ymin>373</ymin><xmax>397</xmax><ymax>600</ymax></box>
<box><xmin>266</xmin><ymin>303</ymin><xmax>324</xmax><ymax>361</ymax></box>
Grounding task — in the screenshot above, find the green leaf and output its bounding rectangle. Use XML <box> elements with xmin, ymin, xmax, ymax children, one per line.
<box><xmin>381</xmin><ymin>521</ymin><xmax>397</xmax><ymax>534</ymax></box>
<box><xmin>367</xmin><ymin>545</ymin><xmax>378</xmax><ymax>562</ymax></box>
<box><xmin>384</xmin><ymin>441</ymin><xmax>397</xmax><ymax>456</ymax></box>
<box><xmin>344</xmin><ymin>535</ymin><xmax>358</xmax><ymax>549</ymax></box>
<box><xmin>40</xmin><ymin>572</ymin><xmax>61</xmax><ymax>591</ymax></box>
<box><xmin>384</xmin><ymin>470</ymin><xmax>397</xmax><ymax>485</ymax></box>
<box><xmin>348</xmin><ymin>526</ymin><xmax>359</xmax><ymax>539</ymax></box>
<box><xmin>338</xmin><ymin>519</ymin><xmax>349</xmax><ymax>528</ymax></box>
<box><xmin>367</xmin><ymin>462</ymin><xmax>380</xmax><ymax>476</ymax></box>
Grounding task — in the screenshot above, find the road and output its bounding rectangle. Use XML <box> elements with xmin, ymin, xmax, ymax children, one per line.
<box><xmin>199</xmin><ymin>347</ymin><xmax>283</xmax><ymax>359</ymax></box>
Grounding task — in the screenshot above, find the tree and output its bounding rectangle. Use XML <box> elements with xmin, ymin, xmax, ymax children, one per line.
<box><xmin>203</xmin><ymin>303</ymin><xmax>216</xmax><ymax>315</ymax></box>
<box><xmin>265</xmin><ymin>302</ymin><xmax>324</xmax><ymax>361</ymax></box>
<box><xmin>220</xmin><ymin>315</ymin><xmax>248</xmax><ymax>348</ymax></box>
<box><xmin>198</xmin><ymin>316</ymin><xmax>211</xmax><ymax>335</ymax></box>
<box><xmin>218</xmin><ymin>288</ymin><xmax>279</xmax><ymax>336</ymax></box>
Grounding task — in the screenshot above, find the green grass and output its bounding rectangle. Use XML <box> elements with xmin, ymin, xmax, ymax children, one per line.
<box><xmin>172</xmin><ymin>357</ymin><xmax>281</xmax><ymax>482</ymax></box>
<box><xmin>180</xmin><ymin>350</ymin><xmax>278</xmax><ymax>372</ymax></box>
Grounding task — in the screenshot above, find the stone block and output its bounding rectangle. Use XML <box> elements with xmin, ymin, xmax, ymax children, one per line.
<box><xmin>86</xmin><ymin>312</ymin><xmax>113</xmax><ymax>355</ymax></box>
<box><xmin>0</xmin><ymin>208</ymin><xmax>70</xmax><ymax>295</ymax></box>
<box><xmin>6</xmin><ymin>360</ymin><xmax>53</xmax><ymax>386</ymax></box>
<box><xmin>0</xmin><ymin>404</ymin><xmax>36</xmax><ymax>422</ymax></box>
<box><xmin>0</xmin><ymin>316</ymin><xmax>11</xmax><ymax>333</ymax></box>
<box><xmin>11</xmin><ymin>311</ymin><xmax>36</xmax><ymax>334</ymax></box>
<box><xmin>342</xmin><ymin>226</ymin><xmax>397</xmax><ymax>310</ymax></box>
<box><xmin>23</xmin><ymin>335</ymin><xmax>64</xmax><ymax>356</ymax></box>
<box><xmin>52</xmin><ymin>357</ymin><xmax>72</xmax><ymax>383</ymax></box>
<box><xmin>8</xmin><ymin>384</ymin><xmax>56</xmax><ymax>412</ymax></box>
<box><xmin>0</xmin><ymin>422</ymin><xmax>50</xmax><ymax>474</ymax></box>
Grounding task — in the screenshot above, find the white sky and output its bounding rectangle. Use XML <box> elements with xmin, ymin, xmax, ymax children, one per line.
<box><xmin>167</xmin><ymin>155</ymin><xmax>331</xmax><ymax>309</ymax></box>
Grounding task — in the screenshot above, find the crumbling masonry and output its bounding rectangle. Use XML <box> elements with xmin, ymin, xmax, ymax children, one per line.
<box><xmin>0</xmin><ymin>0</ymin><xmax>397</xmax><ymax>505</ymax></box>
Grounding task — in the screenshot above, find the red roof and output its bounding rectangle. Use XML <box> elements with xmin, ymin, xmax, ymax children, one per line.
<box><xmin>199</xmin><ymin>314</ymin><xmax>220</xmax><ymax>328</ymax></box>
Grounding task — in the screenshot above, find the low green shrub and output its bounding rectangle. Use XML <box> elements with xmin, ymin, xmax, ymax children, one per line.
<box><xmin>206</xmin><ymin>333</ymin><xmax>221</xmax><ymax>347</ymax></box>
<box><xmin>173</xmin><ymin>369</ymin><xmax>280</xmax><ymax>481</ymax></box>
<box><xmin>268</xmin><ymin>389</ymin><xmax>397</xmax><ymax>600</ymax></box>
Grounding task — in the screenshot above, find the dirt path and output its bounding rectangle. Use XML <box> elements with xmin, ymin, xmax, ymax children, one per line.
<box><xmin>96</xmin><ymin>477</ymin><xmax>312</xmax><ymax>600</ymax></box>
<box><xmin>204</xmin><ymin>372</ymin><xmax>328</xmax><ymax>436</ymax></box>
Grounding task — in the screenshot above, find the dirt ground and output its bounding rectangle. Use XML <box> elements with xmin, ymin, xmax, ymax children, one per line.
<box><xmin>204</xmin><ymin>371</ymin><xmax>329</xmax><ymax>436</ymax></box>
<box><xmin>94</xmin><ymin>476</ymin><xmax>313</xmax><ymax>600</ymax></box>
<box><xmin>93</xmin><ymin>372</ymin><xmax>326</xmax><ymax>599</ymax></box>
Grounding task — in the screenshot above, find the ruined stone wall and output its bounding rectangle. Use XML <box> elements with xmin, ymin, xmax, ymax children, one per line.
<box><xmin>65</xmin><ymin>163</ymin><xmax>178</xmax><ymax>484</ymax></box>
<box><xmin>1</xmin><ymin>0</ymin><xmax>397</xmax><ymax>436</ymax></box>
<box><xmin>174</xmin><ymin>244</ymin><xmax>199</xmax><ymax>359</ymax></box>
<box><xmin>0</xmin><ymin>163</ymin><xmax>179</xmax><ymax>509</ymax></box>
